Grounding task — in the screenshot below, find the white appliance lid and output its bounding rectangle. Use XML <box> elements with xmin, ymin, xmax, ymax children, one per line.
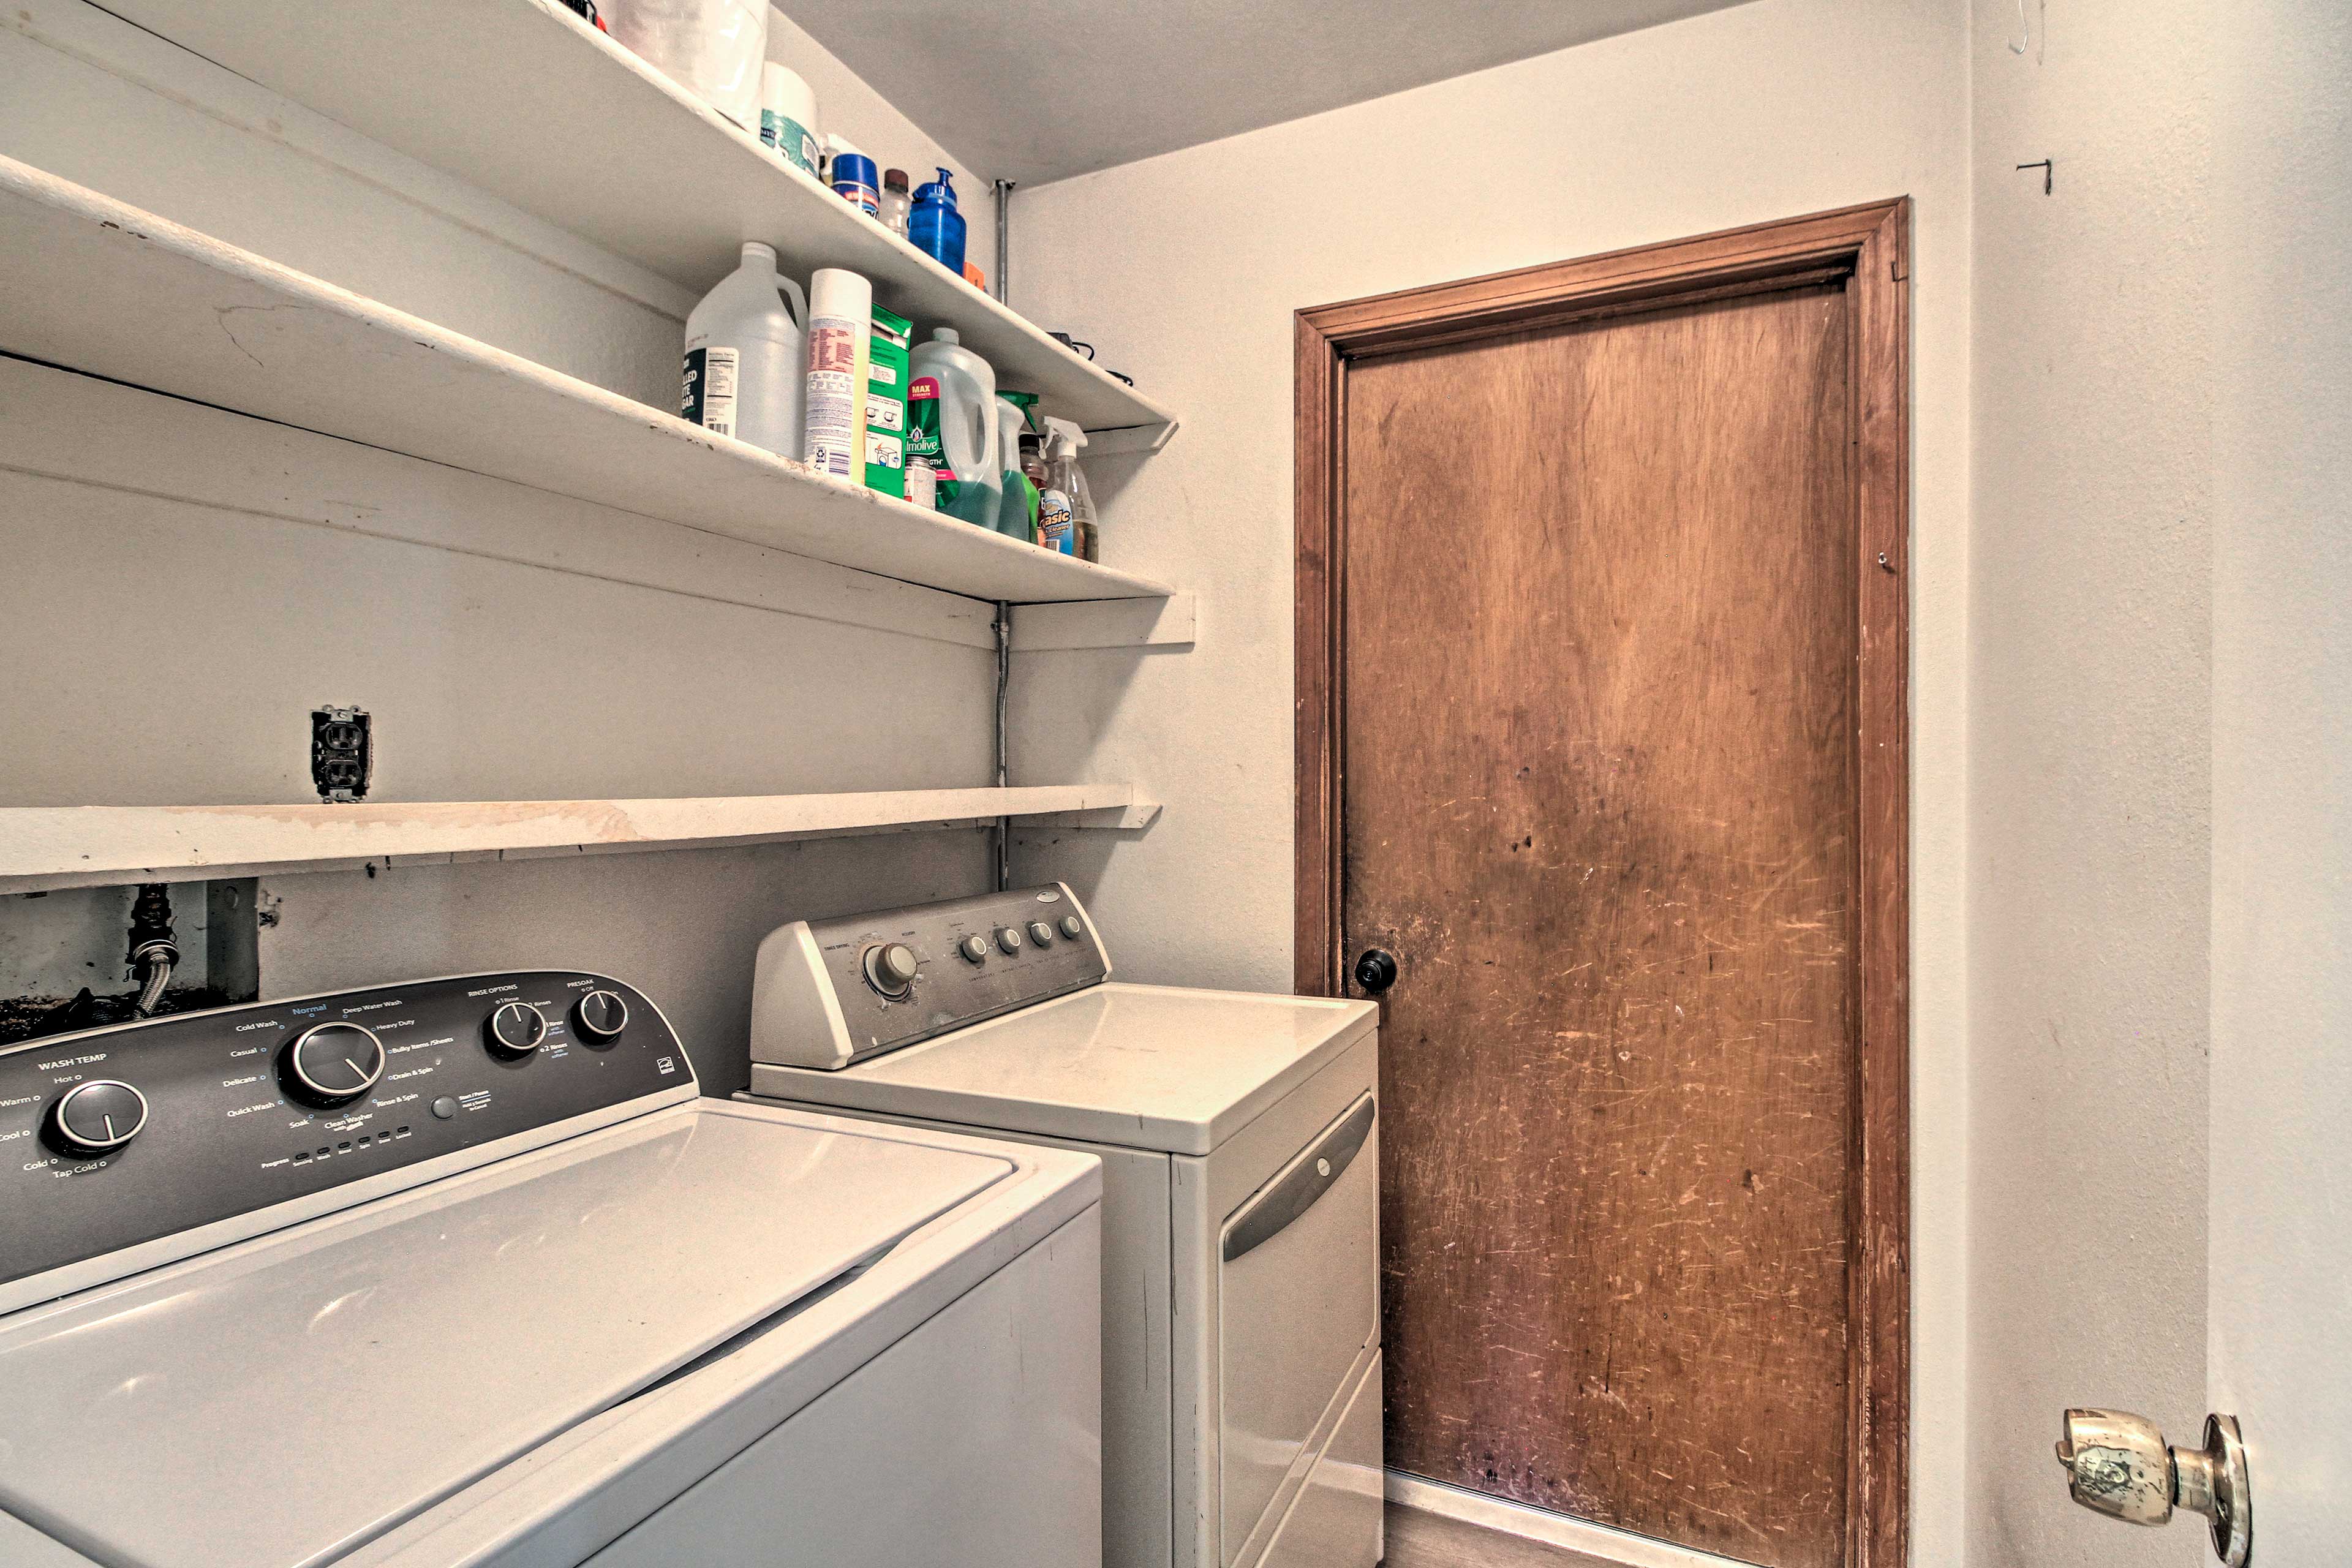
<box><xmin>758</xmin><ymin>983</ymin><xmax>1378</xmax><ymax>1155</ymax></box>
<box><xmin>0</xmin><ymin>1102</ymin><xmax>1010</xmax><ymax>1568</ymax></box>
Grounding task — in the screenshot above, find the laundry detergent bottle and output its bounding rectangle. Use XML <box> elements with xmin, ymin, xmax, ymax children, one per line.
<box><xmin>679</xmin><ymin>241</ymin><xmax>809</xmax><ymax>459</ymax></box>
<box><xmin>905</xmin><ymin>327</ymin><xmax>1000</xmax><ymax>526</ymax></box>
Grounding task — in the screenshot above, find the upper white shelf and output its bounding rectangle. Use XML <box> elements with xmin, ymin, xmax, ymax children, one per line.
<box><xmin>0</xmin><ymin>157</ymin><xmax>1171</xmax><ymax>606</ymax></box>
<box><xmin>0</xmin><ymin>786</ymin><xmax>1150</xmax><ymax>895</ymax></box>
<box><xmin>97</xmin><ymin>0</ymin><xmax>1177</xmax><ymax>452</ymax></box>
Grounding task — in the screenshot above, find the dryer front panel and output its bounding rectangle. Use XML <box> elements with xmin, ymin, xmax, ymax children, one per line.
<box><xmin>1216</xmin><ymin>1091</ymin><xmax>1380</xmax><ymax>1561</ymax></box>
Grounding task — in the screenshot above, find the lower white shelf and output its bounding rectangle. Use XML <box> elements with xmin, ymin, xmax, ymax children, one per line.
<box><xmin>0</xmin><ymin>787</ymin><xmax>1151</xmax><ymax>894</ymax></box>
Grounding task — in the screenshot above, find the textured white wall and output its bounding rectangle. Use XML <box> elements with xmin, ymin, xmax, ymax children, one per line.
<box><xmin>1965</xmin><ymin>2</ymin><xmax>2212</xmax><ymax>1564</ymax></box>
<box><xmin>0</xmin><ymin>0</ymin><xmax>997</xmax><ymax>1087</ymax></box>
<box><xmin>1009</xmin><ymin>0</ymin><xmax>1972</xmax><ymax>1558</ymax></box>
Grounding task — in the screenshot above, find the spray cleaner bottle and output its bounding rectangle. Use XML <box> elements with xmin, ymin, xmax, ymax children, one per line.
<box><xmin>1039</xmin><ymin>418</ymin><xmax>1093</xmax><ymax>557</ymax></box>
<box><xmin>996</xmin><ymin>394</ymin><xmax>1039</xmax><ymax>541</ymax></box>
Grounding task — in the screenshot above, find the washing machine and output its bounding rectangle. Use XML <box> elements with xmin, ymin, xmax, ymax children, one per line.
<box><xmin>741</xmin><ymin>884</ymin><xmax>1384</xmax><ymax>1568</ymax></box>
<box><xmin>0</xmin><ymin>969</ymin><xmax>1101</xmax><ymax>1568</ymax></box>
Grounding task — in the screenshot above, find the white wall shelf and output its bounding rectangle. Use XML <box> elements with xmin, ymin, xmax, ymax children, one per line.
<box><xmin>95</xmin><ymin>0</ymin><xmax>1177</xmax><ymax>453</ymax></box>
<box><xmin>0</xmin><ymin>157</ymin><xmax>1172</xmax><ymax>607</ymax></box>
<box><xmin>0</xmin><ymin>787</ymin><xmax>1155</xmax><ymax>895</ymax></box>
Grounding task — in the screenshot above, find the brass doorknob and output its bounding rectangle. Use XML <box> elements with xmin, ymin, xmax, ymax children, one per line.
<box><xmin>2054</xmin><ymin>1408</ymin><xmax>2252</xmax><ymax>1566</ymax></box>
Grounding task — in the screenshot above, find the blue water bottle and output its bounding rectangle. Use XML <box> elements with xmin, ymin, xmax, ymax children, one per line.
<box><xmin>910</xmin><ymin>168</ymin><xmax>967</xmax><ymax>275</ymax></box>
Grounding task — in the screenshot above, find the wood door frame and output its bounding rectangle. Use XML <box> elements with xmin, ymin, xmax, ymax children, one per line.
<box><xmin>1293</xmin><ymin>198</ymin><xmax>1912</xmax><ymax>1568</ymax></box>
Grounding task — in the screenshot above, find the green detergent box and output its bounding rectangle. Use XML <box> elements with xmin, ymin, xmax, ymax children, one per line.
<box><xmin>865</xmin><ymin>304</ymin><xmax>911</xmax><ymax>499</ymax></box>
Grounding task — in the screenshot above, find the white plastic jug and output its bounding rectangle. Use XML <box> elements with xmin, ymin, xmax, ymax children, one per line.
<box><xmin>680</xmin><ymin>242</ymin><xmax>808</xmax><ymax>460</ymax></box>
<box><xmin>907</xmin><ymin>328</ymin><xmax>1001</xmax><ymax>527</ymax></box>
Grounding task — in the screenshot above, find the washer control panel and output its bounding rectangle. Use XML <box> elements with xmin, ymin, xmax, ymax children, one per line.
<box><xmin>752</xmin><ymin>883</ymin><xmax>1108</xmax><ymax>1069</ymax></box>
<box><xmin>0</xmin><ymin>971</ymin><xmax>686</xmax><ymax>1295</ymax></box>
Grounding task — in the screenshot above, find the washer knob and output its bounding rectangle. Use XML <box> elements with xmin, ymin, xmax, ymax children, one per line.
<box><xmin>45</xmin><ymin>1079</ymin><xmax>149</xmax><ymax>1158</ymax></box>
<box><xmin>1028</xmin><ymin>920</ymin><xmax>1054</xmax><ymax>946</ymax></box>
<box><xmin>959</xmin><ymin>934</ymin><xmax>990</xmax><ymax>963</ymax></box>
<box><xmin>282</xmin><ymin>1022</ymin><xmax>386</xmax><ymax>1107</ymax></box>
<box><xmin>484</xmin><ymin>1000</ymin><xmax>548</xmax><ymax>1059</ymax></box>
<box><xmin>995</xmin><ymin>926</ymin><xmax>1023</xmax><ymax>954</ymax></box>
<box><xmin>1059</xmin><ymin>914</ymin><xmax>1084</xmax><ymax>940</ymax></box>
<box><xmin>864</xmin><ymin>942</ymin><xmax>920</xmax><ymax>999</ymax></box>
<box><xmin>575</xmin><ymin>989</ymin><xmax>630</xmax><ymax>1041</ymax></box>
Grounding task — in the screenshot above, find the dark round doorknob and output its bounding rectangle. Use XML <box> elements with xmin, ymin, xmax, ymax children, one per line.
<box><xmin>1352</xmin><ymin>948</ymin><xmax>1399</xmax><ymax>993</ymax></box>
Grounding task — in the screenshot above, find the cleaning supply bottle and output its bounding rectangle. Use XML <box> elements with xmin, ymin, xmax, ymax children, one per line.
<box><xmin>996</xmin><ymin>395</ymin><xmax>1038</xmax><ymax>540</ymax></box>
<box><xmin>1042</xmin><ymin>418</ymin><xmax>1093</xmax><ymax>559</ymax></box>
<box><xmin>827</xmin><ymin>135</ymin><xmax>879</xmax><ymax>217</ymax></box>
<box><xmin>802</xmin><ymin>268</ymin><xmax>871</xmax><ymax>481</ymax></box>
<box><xmin>910</xmin><ymin>168</ymin><xmax>967</xmax><ymax>274</ymax></box>
<box><xmin>880</xmin><ymin>168</ymin><xmax>913</xmax><ymax>238</ymax></box>
<box><xmin>679</xmin><ymin>241</ymin><xmax>808</xmax><ymax>459</ymax></box>
<box><xmin>906</xmin><ymin>327</ymin><xmax>1000</xmax><ymax>526</ymax></box>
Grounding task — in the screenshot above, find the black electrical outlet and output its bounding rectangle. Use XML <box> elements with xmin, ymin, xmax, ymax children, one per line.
<box><xmin>311</xmin><ymin>706</ymin><xmax>372</xmax><ymax>802</ymax></box>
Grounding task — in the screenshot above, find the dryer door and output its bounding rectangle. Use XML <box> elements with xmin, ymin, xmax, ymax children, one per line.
<box><xmin>1217</xmin><ymin>1093</ymin><xmax>1379</xmax><ymax>1561</ymax></box>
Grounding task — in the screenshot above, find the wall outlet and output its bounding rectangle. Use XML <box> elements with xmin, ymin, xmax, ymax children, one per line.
<box><xmin>311</xmin><ymin>706</ymin><xmax>372</xmax><ymax>802</ymax></box>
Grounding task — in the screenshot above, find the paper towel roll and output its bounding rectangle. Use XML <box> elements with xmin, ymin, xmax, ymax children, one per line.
<box><xmin>803</xmin><ymin>268</ymin><xmax>873</xmax><ymax>483</ymax></box>
<box><xmin>605</xmin><ymin>0</ymin><xmax>767</xmax><ymax>132</ymax></box>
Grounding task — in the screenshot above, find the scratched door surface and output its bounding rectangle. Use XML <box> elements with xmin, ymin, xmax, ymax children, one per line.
<box><xmin>1341</xmin><ymin>283</ymin><xmax>1858</xmax><ymax>1567</ymax></box>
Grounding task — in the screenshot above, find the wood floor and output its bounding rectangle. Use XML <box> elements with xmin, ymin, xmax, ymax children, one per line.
<box><xmin>1384</xmin><ymin>1502</ymin><xmax>1614</xmax><ymax>1567</ymax></box>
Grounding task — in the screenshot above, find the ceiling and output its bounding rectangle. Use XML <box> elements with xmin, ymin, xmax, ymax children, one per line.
<box><xmin>782</xmin><ymin>0</ymin><xmax>1760</xmax><ymax>187</ymax></box>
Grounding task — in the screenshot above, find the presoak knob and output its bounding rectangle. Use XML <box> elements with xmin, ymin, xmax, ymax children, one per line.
<box><xmin>864</xmin><ymin>942</ymin><xmax>920</xmax><ymax>999</ymax></box>
<box><xmin>1058</xmin><ymin>914</ymin><xmax>1084</xmax><ymax>940</ymax></box>
<box><xmin>484</xmin><ymin>1000</ymin><xmax>548</xmax><ymax>1059</ymax></box>
<box><xmin>45</xmin><ymin>1079</ymin><xmax>149</xmax><ymax>1158</ymax></box>
<box><xmin>575</xmin><ymin>988</ymin><xmax>630</xmax><ymax>1042</ymax></box>
<box><xmin>282</xmin><ymin>1021</ymin><xmax>386</xmax><ymax>1107</ymax></box>
<box><xmin>1027</xmin><ymin>920</ymin><xmax>1054</xmax><ymax>946</ymax></box>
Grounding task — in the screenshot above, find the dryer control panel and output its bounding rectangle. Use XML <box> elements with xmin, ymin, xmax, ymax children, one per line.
<box><xmin>0</xmin><ymin>971</ymin><xmax>688</xmax><ymax>1298</ymax></box>
<box><xmin>751</xmin><ymin>883</ymin><xmax>1109</xmax><ymax>1069</ymax></box>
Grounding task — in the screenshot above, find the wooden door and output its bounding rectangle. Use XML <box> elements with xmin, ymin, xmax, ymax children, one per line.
<box><xmin>1295</xmin><ymin>207</ymin><xmax>1910</xmax><ymax>1568</ymax></box>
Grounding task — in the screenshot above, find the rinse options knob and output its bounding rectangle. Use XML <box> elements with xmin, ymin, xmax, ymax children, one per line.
<box><xmin>282</xmin><ymin>1022</ymin><xmax>386</xmax><ymax>1107</ymax></box>
<box><xmin>864</xmin><ymin>943</ymin><xmax>920</xmax><ymax>999</ymax></box>
<box><xmin>484</xmin><ymin>1000</ymin><xmax>549</xmax><ymax>1059</ymax></box>
<box><xmin>575</xmin><ymin>989</ymin><xmax>630</xmax><ymax>1042</ymax></box>
<box><xmin>44</xmin><ymin>1079</ymin><xmax>149</xmax><ymax>1157</ymax></box>
<box><xmin>1059</xmin><ymin>914</ymin><xmax>1084</xmax><ymax>940</ymax></box>
<box><xmin>1028</xmin><ymin>920</ymin><xmax>1054</xmax><ymax>946</ymax></box>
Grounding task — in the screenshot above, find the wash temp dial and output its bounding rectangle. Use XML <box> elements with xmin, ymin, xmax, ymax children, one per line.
<box><xmin>44</xmin><ymin>1079</ymin><xmax>149</xmax><ymax>1157</ymax></box>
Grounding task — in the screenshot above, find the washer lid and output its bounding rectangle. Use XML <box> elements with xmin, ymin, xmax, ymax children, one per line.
<box><xmin>0</xmin><ymin>1102</ymin><xmax>1010</xmax><ymax>1568</ymax></box>
<box><xmin>755</xmin><ymin>983</ymin><xmax>1378</xmax><ymax>1155</ymax></box>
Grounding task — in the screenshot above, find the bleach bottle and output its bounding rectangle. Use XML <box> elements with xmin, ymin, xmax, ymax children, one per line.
<box><xmin>906</xmin><ymin>327</ymin><xmax>1000</xmax><ymax>526</ymax></box>
<box><xmin>680</xmin><ymin>241</ymin><xmax>808</xmax><ymax>459</ymax></box>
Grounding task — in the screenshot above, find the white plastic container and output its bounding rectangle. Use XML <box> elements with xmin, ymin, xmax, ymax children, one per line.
<box><xmin>907</xmin><ymin>328</ymin><xmax>1001</xmax><ymax>527</ymax></box>
<box><xmin>680</xmin><ymin>242</ymin><xmax>808</xmax><ymax>459</ymax></box>
<box><xmin>803</xmin><ymin>268</ymin><xmax>872</xmax><ymax>482</ymax></box>
<box><xmin>605</xmin><ymin>0</ymin><xmax>767</xmax><ymax>131</ymax></box>
<box><xmin>760</xmin><ymin>62</ymin><xmax>818</xmax><ymax>175</ymax></box>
